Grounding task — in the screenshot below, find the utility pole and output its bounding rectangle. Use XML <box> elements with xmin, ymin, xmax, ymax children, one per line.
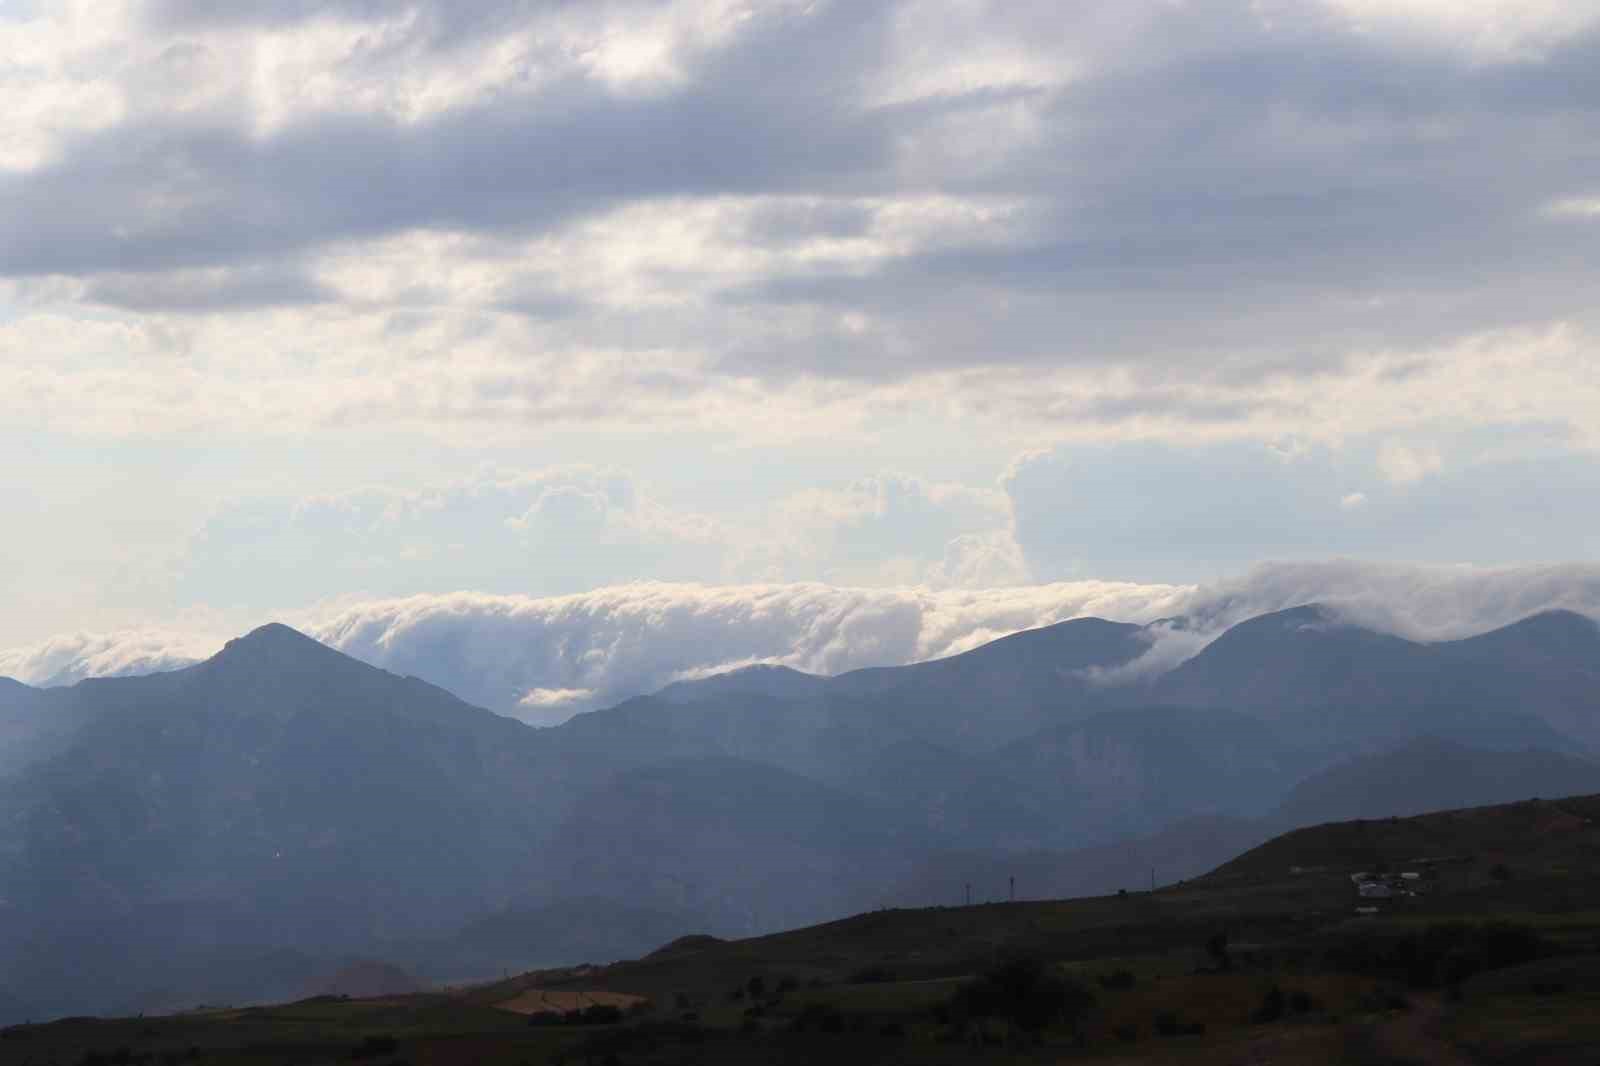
<box><xmin>1150</xmin><ymin>867</ymin><xmax>1155</xmax><ymax>893</ymax></box>
<box><xmin>1009</xmin><ymin>875</ymin><xmax>1015</xmax><ymax>903</ymax></box>
<box><xmin>965</xmin><ymin>882</ymin><xmax>971</xmax><ymax>907</ymax></box>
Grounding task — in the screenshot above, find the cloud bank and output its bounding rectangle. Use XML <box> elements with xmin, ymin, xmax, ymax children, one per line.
<box><xmin>6</xmin><ymin>561</ymin><xmax>1600</xmax><ymax>724</ymax></box>
<box><xmin>0</xmin><ymin>629</ymin><xmax>219</xmax><ymax>689</ymax></box>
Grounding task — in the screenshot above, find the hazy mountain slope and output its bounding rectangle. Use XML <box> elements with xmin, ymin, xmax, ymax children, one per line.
<box><xmin>1151</xmin><ymin>605</ymin><xmax>1593</xmax><ymax>751</ymax></box>
<box><xmin>0</xmin><ymin>625</ymin><xmax>590</xmax><ymax>1020</ymax></box>
<box><xmin>1275</xmin><ymin>737</ymin><xmax>1600</xmax><ymax>826</ymax></box>
<box><xmin>1434</xmin><ymin>610</ymin><xmax>1600</xmax><ymax>749</ymax></box>
<box><xmin>823</xmin><ymin>616</ymin><xmax>1148</xmax><ymax>750</ymax></box>
<box><xmin>4</xmin><ymin>626</ymin><xmax>560</xmax><ymax>928</ymax></box>
<box><xmin>998</xmin><ymin>707</ymin><xmax>1304</xmax><ymax>842</ymax></box>
<box><xmin>545</xmin><ymin>756</ymin><xmax>939</xmax><ymax>934</ymax></box>
<box><xmin>0</xmin><ymin>677</ymin><xmax>56</xmax><ymax>777</ymax></box>
<box><xmin>435</xmin><ymin>898</ymin><xmax>717</xmax><ymax>980</ymax></box>
<box><xmin>820</xmin><ymin>737</ymin><xmax>1059</xmax><ymax>849</ymax></box>
<box><xmin>892</xmin><ymin>814</ymin><xmax>1271</xmax><ymax>907</ymax></box>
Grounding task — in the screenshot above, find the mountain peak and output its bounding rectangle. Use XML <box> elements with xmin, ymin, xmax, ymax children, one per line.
<box><xmin>1448</xmin><ymin>609</ymin><xmax>1600</xmax><ymax>656</ymax></box>
<box><xmin>207</xmin><ymin>621</ymin><xmax>349</xmax><ymax>673</ymax></box>
<box><xmin>240</xmin><ymin>621</ymin><xmax>319</xmax><ymax>645</ymax></box>
<box><xmin>1498</xmin><ymin>608</ymin><xmax>1598</xmax><ymax>639</ymax></box>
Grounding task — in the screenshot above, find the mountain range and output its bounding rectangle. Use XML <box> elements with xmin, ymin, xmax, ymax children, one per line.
<box><xmin>2</xmin><ymin>603</ymin><xmax>1599</xmax><ymax>1022</ymax></box>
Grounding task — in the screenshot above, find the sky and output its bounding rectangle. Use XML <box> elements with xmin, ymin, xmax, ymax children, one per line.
<box><xmin>4</xmin><ymin>1</ymin><xmax>1600</xmax><ymax>722</ymax></box>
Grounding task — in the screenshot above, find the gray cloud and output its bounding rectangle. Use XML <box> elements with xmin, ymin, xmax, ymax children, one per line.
<box><xmin>84</xmin><ymin>265</ymin><xmax>333</xmax><ymax>311</ymax></box>
<box><xmin>14</xmin><ymin>0</ymin><xmax>1597</xmax><ymax>392</ymax></box>
<box><xmin>1</xmin><ymin>2</ymin><xmax>898</xmax><ymax>279</ymax></box>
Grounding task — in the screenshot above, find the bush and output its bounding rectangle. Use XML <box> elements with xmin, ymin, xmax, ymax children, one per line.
<box><xmin>1097</xmin><ymin>970</ymin><xmax>1137</xmax><ymax>990</ymax></box>
<box><xmin>351</xmin><ymin>1035</ymin><xmax>398</xmax><ymax>1059</ymax></box>
<box><xmin>1324</xmin><ymin>920</ymin><xmax>1548</xmax><ymax>988</ymax></box>
<box><xmin>1153</xmin><ymin>1011</ymin><xmax>1205</xmax><ymax>1037</ymax></box>
<box><xmin>847</xmin><ymin>966</ymin><xmax>897</xmax><ymax>984</ymax></box>
<box><xmin>790</xmin><ymin>1003</ymin><xmax>847</xmax><ymax>1034</ymax></box>
<box><xmin>1252</xmin><ymin>984</ymin><xmax>1285</xmax><ymax>1024</ymax></box>
<box><xmin>944</xmin><ymin>958</ymin><xmax>1095</xmax><ymax>1033</ymax></box>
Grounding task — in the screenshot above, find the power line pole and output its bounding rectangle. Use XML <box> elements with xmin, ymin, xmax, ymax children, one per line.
<box><xmin>1009</xmin><ymin>875</ymin><xmax>1015</xmax><ymax>903</ymax></box>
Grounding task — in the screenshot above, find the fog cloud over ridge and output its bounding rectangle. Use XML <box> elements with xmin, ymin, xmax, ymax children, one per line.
<box><xmin>5</xmin><ymin>562</ymin><xmax>1599</xmax><ymax>724</ymax></box>
<box><xmin>0</xmin><ymin>629</ymin><xmax>222</xmax><ymax>690</ymax></box>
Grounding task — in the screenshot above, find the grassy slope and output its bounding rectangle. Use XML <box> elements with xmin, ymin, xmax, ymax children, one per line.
<box><xmin>9</xmin><ymin>792</ymin><xmax>1600</xmax><ymax>1064</ymax></box>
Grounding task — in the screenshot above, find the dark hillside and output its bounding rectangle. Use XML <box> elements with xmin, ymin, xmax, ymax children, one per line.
<box><xmin>1211</xmin><ymin>792</ymin><xmax>1600</xmax><ymax>884</ymax></box>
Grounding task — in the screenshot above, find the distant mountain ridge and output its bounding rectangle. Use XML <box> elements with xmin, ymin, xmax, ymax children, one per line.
<box><xmin>3</xmin><ymin>603</ymin><xmax>1600</xmax><ymax>1023</ymax></box>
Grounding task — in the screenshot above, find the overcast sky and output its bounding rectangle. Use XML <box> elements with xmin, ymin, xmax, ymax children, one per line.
<box><xmin>5</xmin><ymin>1</ymin><xmax>1600</xmax><ymax>719</ymax></box>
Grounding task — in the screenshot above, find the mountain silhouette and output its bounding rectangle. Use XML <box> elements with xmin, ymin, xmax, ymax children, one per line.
<box><xmin>3</xmin><ymin>605</ymin><xmax>1599</xmax><ymax>1024</ymax></box>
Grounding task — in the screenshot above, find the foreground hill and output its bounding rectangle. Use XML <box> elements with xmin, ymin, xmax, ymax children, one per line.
<box><xmin>8</xmin><ymin>793</ymin><xmax>1600</xmax><ymax>1065</ymax></box>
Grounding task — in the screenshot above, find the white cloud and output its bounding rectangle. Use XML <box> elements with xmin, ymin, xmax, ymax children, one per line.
<box><xmin>8</xmin><ymin>562</ymin><xmax>1600</xmax><ymax>725</ymax></box>
<box><xmin>1323</xmin><ymin>0</ymin><xmax>1600</xmax><ymax>60</ymax></box>
<box><xmin>1340</xmin><ymin>492</ymin><xmax>1368</xmax><ymax>510</ymax></box>
<box><xmin>0</xmin><ymin>628</ymin><xmax>214</xmax><ymax>688</ymax></box>
<box><xmin>1378</xmin><ymin>441</ymin><xmax>1444</xmax><ymax>485</ymax></box>
<box><xmin>301</xmin><ymin>579</ymin><xmax>1190</xmax><ymax>723</ymax></box>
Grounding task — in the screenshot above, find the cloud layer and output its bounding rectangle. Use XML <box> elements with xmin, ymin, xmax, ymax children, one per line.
<box><xmin>8</xmin><ymin>561</ymin><xmax>1600</xmax><ymax>725</ymax></box>
<box><xmin>4</xmin><ymin>1</ymin><xmax>1600</xmax><ymax>447</ymax></box>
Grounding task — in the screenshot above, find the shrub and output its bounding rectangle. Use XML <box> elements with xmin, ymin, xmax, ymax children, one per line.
<box><xmin>1323</xmin><ymin>920</ymin><xmax>1547</xmax><ymax>988</ymax></box>
<box><xmin>1153</xmin><ymin>1011</ymin><xmax>1205</xmax><ymax>1037</ymax></box>
<box><xmin>790</xmin><ymin>1003</ymin><xmax>847</xmax><ymax>1034</ymax></box>
<box><xmin>1097</xmin><ymin>970</ymin><xmax>1137</xmax><ymax>990</ymax></box>
<box><xmin>1252</xmin><ymin>984</ymin><xmax>1286</xmax><ymax>1024</ymax></box>
<box><xmin>944</xmin><ymin>958</ymin><xmax>1095</xmax><ymax>1033</ymax></box>
<box><xmin>351</xmin><ymin>1035</ymin><xmax>398</xmax><ymax>1059</ymax></box>
<box><xmin>848</xmin><ymin>966</ymin><xmax>897</xmax><ymax>984</ymax></box>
